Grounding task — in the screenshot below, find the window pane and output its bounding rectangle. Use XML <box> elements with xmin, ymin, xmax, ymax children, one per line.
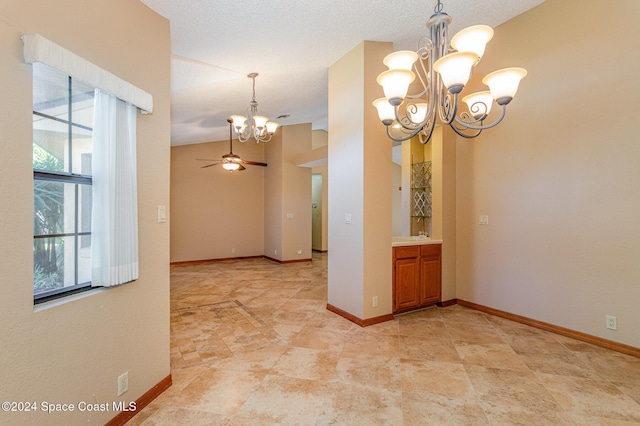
<box><xmin>79</xmin><ymin>180</ymin><xmax>92</xmax><ymax>234</ymax></box>
<box><xmin>33</xmin><ymin>121</ymin><xmax>67</xmax><ymax>172</ymax></box>
<box><xmin>78</xmin><ymin>235</ymin><xmax>92</xmax><ymax>284</ymax></box>
<box><xmin>71</xmin><ymin>78</ymin><xmax>95</xmax><ymax>129</ymax></box>
<box><xmin>71</xmin><ymin>80</ymin><xmax>93</xmax><ymax>174</ymax></box>
<box><xmin>32</xmin><ymin>63</ymin><xmax>94</xmax><ymax>301</ymax></box>
<box><xmin>33</xmin><ymin>180</ymin><xmax>78</xmax><ymax>236</ymax></box>
<box><xmin>33</xmin><ymin>63</ymin><xmax>69</xmax><ymax>119</ymax></box>
<box><xmin>71</xmin><ymin>132</ymin><xmax>92</xmax><ymax>175</ymax></box>
<box><xmin>33</xmin><ymin>236</ymin><xmax>75</xmax><ymax>294</ymax></box>
<box><xmin>33</xmin><ymin>179</ymin><xmax>64</xmax><ymax>236</ymax></box>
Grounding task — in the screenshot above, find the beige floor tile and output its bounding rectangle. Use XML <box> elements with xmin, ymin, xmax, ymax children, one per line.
<box><xmin>138</xmin><ymin>406</ymin><xmax>227</xmax><ymax>425</ymax></box>
<box><xmin>234</xmin><ymin>374</ymin><xmax>330</xmax><ymax>424</ymax></box>
<box><xmin>402</xmin><ymin>392</ymin><xmax>489</xmax><ymax>425</ymax></box>
<box><xmin>480</xmin><ymin>404</ymin><xmax>576</xmax><ymax>426</ymax></box>
<box><xmin>334</xmin><ymin>352</ymin><xmax>402</xmax><ymax>391</ymax></box>
<box><xmin>401</xmin><ymin>358</ymin><xmax>475</xmax><ymax>398</ymax></box>
<box><xmin>399</xmin><ymin>335</ymin><xmax>461</xmax><ymax>363</ymax></box>
<box><xmin>465</xmin><ymin>364</ymin><xmax>563</xmax><ymax>412</ymax></box>
<box><xmin>270</xmin><ymin>346</ymin><xmax>340</xmax><ymax>381</ymax></box>
<box><xmin>455</xmin><ymin>341</ymin><xmax>530</xmax><ymax>370</ymax></box>
<box><xmin>288</xmin><ymin>325</ymin><xmax>348</xmax><ymax>352</ymax></box>
<box><xmin>538</xmin><ymin>373</ymin><xmax>640</xmax><ymax>422</ymax></box>
<box><xmin>398</xmin><ymin>316</ymin><xmax>450</xmax><ymax>338</ymax></box>
<box><xmin>167</xmin><ymin>368</ymin><xmax>266</xmax><ymax>416</ymax></box>
<box><xmin>520</xmin><ymin>350</ymin><xmax>602</xmax><ymax>379</ymax></box>
<box><xmin>322</xmin><ymin>381</ymin><xmax>403</xmax><ymax>425</ymax></box>
<box><xmin>342</xmin><ymin>332</ymin><xmax>401</xmax><ymax>357</ymax></box>
<box><xmin>445</xmin><ymin>321</ymin><xmax>506</xmax><ymax>344</ymax></box>
<box><xmin>128</xmin><ymin>253</ymin><xmax>640</xmax><ymax>425</ymax></box>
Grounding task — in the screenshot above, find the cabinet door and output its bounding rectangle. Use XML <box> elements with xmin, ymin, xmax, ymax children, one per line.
<box><xmin>420</xmin><ymin>253</ymin><xmax>441</xmax><ymax>305</ymax></box>
<box><xmin>394</xmin><ymin>257</ymin><xmax>420</xmax><ymax>311</ymax></box>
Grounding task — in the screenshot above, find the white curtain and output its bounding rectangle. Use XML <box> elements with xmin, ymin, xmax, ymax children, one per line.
<box><xmin>91</xmin><ymin>89</ymin><xmax>139</xmax><ymax>287</ymax></box>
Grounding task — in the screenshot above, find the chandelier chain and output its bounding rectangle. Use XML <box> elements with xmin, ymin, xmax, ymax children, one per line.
<box><xmin>434</xmin><ymin>0</ymin><xmax>443</xmax><ymax>14</ymax></box>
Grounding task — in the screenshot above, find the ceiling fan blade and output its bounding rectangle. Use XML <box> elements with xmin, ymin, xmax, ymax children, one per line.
<box><xmin>237</xmin><ymin>164</ymin><xmax>246</xmax><ymax>171</ymax></box>
<box><xmin>195</xmin><ymin>158</ymin><xmax>219</xmax><ymax>162</ymax></box>
<box><xmin>200</xmin><ymin>163</ymin><xmax>218</xmax><ymax>168</ymax></box>
<box><xmin>241</xmin><ymin>160</ymin><xmax>268</xmax><ymax>167</ymax></box>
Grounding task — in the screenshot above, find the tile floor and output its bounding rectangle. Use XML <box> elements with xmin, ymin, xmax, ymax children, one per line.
<box><xmin>129</xmin><ymin>253</ymin><xmax>640</xmax><ymax>425</ymax></box>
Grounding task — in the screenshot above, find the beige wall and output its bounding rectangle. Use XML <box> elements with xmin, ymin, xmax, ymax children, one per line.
<box><xmin>328</xmin><ymin>41</ymin><xmax>393</xmax><ymax>320</ymax></box>
<box><xmin>0</xmin><ymin>0</ymin><xmax>171</xmax><ymax>424</ymax></box>
<box><xmin>312</xmin><ymin>130</ymin><xmax>329</xmax><ymax>251</ymax></box>
<box><xmin>171</xmin><ymin>139</ymin><xmax>265</xmax><ymax>262</ymax></box>
<box><xmin>456</xmin><ymin>0</ymin><xmax>640</xmax><ymax>347</ymax></box>
<box><xmin>392</xmin><ymin>163</ymin><xmax>402</xmax><ymax>237</ymax></box>
<box><xmin>264</xmin><ymin>124</ymin><xmax>312</xmax><ymax>261</ymax></box>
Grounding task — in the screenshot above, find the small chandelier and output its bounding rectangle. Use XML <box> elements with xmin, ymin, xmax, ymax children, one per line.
<box><xmin>373</xmin><ymin>0</ymin><xmax>527</xmax><ymax>144</ymax></box>
<box><xmin>230</xmin><ymin>73</ymin><xmax>279</xmax><ymax>143</ymax></box>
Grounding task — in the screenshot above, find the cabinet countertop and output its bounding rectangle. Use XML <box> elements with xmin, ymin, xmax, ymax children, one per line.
<box><xmin>392</xmin><ymin>237</ymin><xmax>443</xmax><ymax>247</ymax></box>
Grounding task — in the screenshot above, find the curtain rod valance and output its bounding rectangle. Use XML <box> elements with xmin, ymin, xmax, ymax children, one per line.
<box><xmin>22</xmin><ymin>33</ymin><xmax>153</xmax><ymax>114</ymax></box>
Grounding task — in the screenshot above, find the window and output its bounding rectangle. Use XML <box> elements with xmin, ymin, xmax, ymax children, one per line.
<box><xmin>33</xmin><ymin>63</ymin><xmax>95</xmax><ymax>303</ymax></box>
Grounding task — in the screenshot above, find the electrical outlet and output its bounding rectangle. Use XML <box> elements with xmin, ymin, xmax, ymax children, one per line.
<box><xmin>274</xmin><ymin>249</ymin><xmax>277</xmax><ymax>255</ymax></box>
<box><xmin>605</xmin><ymin>315</ymin><xmax>617</xmax><ymax>330</ymax></box>
<box><xmin>479</xmin><ymin>215</ymin><xmax>489</xmax><ymax>225</ymax></box>
<box><xmin>117</xmin><ymin>372</ymin><xmax>129</xmax><ymax>397</ymax></box>
<box><xmin>297</xmin><ymin>250</ymin><xmax>302</xmax><ymax>255</ymax></box>
<box><xmin>372</xmin><ymin>296</ymin><xmax>379</xmax><ymax>308</ymax></box>
<box><xmin>231</xmin><ymin>248</ymin><xmax>236</xmax><ymax>254</ymax></box>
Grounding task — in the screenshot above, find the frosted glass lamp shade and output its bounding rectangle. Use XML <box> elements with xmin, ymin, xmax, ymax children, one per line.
<box><xmin>462</xmin><ymin>91</ymin><xmax>493</xmax><ymax>119</ymax></box>
<box><xmin>253</xmin><ymin>115</ymin><xmax>268</xmax><ymax>129</ymax></box>
<box><xmin>433</xmin><ymin>52</ymin><xmax>478</xmax><ymax>94</ymax></box>
<box><xmin>383</xmin><ymin>50</ymin><xmax>419</xmax><ymax>71</ymax></box>
<box><xmin>222</xmin><ymin>161</ymin><xmax>241</xmax><ymax>171</ymax></box>
<box><xmin>482</xmin><ymin>67</ymin><xmax>527</xmax><ymax>105</ymax></box>
<box><xmin>372</xmin><ymin>98</ymin><xmax>395</xmax><ymax>125</ymax></box>
<box><xmin>451</xmin><ymin>25</ymin><xmax>494</xmax><ymax>59</ymax></box>
<box><xmin>376</xmin><ymin>69</ymin><xmax>416</xmax><ymax>106</ymax></box>
<box><xmin>230</xmin><ymin>115</ymin><xmax>247</xmax><ymax>130</ymax></box>
<box><xmin>408</xmin><ymin>102</ymin><xmax>429</xmax><ymax>123</ymax></box>
<box><xmin>265</xmin><ymin>121</ymin><xmax>279</xmax><ymax>134</ymax></box>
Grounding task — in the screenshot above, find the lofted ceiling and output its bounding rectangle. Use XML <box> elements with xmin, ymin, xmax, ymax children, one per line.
<box><xmin>140</xmin><ymin>0</ymin><xmax>545</xmax><ymax>146</ymax></box>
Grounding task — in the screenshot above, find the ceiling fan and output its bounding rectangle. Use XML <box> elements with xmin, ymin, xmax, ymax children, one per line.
<box><xmin>197</xmin><ymin>118</ymin><xmax>268</xmax><ymax>171</ymax></box>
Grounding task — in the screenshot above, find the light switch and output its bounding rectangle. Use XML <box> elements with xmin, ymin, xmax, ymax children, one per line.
<box><xmin>479</xmin><ymin>215</ymin><xmax>489</xmax><ymax>225</ymax></box>
<box><xmin>286</xmin><ymin>213</ymin><xmax>294</xmax><ymax>219</ymax></box>
<box><xmin>345</xmin><ymin>213</ymin><xmax>352</xmax><ymax>224</ymax></box>
<box><xmin>157</xmin><ymin>205</ymin><xmax>167</xmax><ymax>223</ymax></box>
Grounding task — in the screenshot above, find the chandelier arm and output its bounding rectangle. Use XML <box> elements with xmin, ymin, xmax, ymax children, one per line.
<box><xmin>453</xmin><ymin>104</ymin><xmax>507</xmax><ymax>131</ymax></box>
<box><xmin>437</xmin><ymin>92</ymin><xmax>459</xmax><ymax>125</ymax></box>
<box><xmin>236</xmin><ymin>126</ymin><xmax>252</xmax><ymax>143</ymax></box>
<box><xmin>385</xmin><ymin>125</ymin><xmax>420</xmax><ymax>143</ymax></box>
<box><xmin>449</xmin><ymin>121</ymin><xmax>482</xmax><ymax>139</ymax></box>
<box><xmin>418</xmin><ymin>117</ymin><xmax>437</xmax><ymax>144</ymax></box>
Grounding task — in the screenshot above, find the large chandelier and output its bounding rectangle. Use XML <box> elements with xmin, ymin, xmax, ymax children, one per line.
<box><xmin>373</xmin><ymin>0</ymin><xmax>527</xmax><ymax>143</ymax></box>
<box><xmin>230</xmin><ymin>73</ymin><xmax>279</xmax><ymax>143</ymax></box>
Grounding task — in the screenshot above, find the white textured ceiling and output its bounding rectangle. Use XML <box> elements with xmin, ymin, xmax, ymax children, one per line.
<box><xmin>140</xmin><ymin>0</ymin><xmax>545</xmax><ymax>146</ymax></box>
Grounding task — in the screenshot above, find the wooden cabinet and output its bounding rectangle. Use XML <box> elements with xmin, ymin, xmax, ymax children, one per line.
<box><xmin>392</xmin><ymin>244</ymin><xmax>441</xmax><ymax>314</ymax></box>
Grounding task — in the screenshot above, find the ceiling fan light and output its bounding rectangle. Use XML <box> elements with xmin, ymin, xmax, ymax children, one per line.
<box><xmin>451</xmin><ymin>25</ymin><xmax>494</xmax><ymax>59</ymax></box>
<box><xmin>376</xmin><ymin>69</ymin><xmax>415</xmax><ymax>106</ymax></box>
<box><xmin>462</xmin><ymin>91</ymin><xmax>493</xmax><ymax>119</ymax></box>
<box><xmin>265</xmin><ymin>121</ymin><xmax>279</xmax><ymax>134</ymax></box>
<box><xmin>482</xmin><ymin>67</ymin><xmax>527</xmax><ymax>104</ymax></box>
<box><xmin>433</xmin><ymin>51</ymin><xmax>478</xmax><ymax>94</ymax></box>
<box><xmin>222</xmin><ymin>161</ymin><xmax>241</xmax><ymax>171</ymax></box>
<box><xmin>253</xmin><ymin>115</ymin><xmax>268</xmax><ymax>129</ymax></box>
<box><xmin>383</xmin><ymin>50</ymin><xmax>419</xmax><ymax>71</ymax></box>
